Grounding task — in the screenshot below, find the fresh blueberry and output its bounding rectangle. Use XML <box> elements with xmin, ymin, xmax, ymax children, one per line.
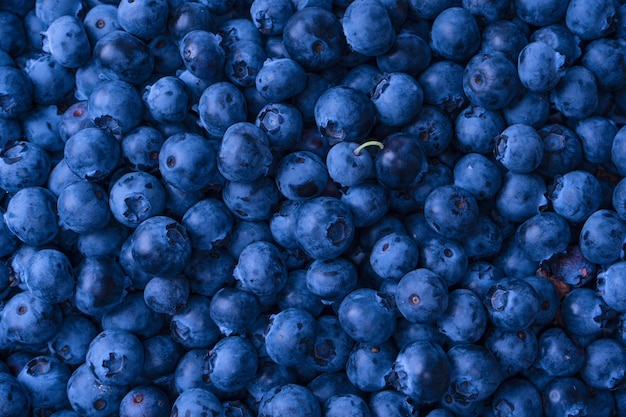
<box><xmin>119</xmin><ymin>386</ymin><xmax>170</xmax><ymax>417</ymax></box>
<box><xmin>454</xmin><ymin>105</ymin><xmax>505</xmax><ymax>154</ymax></box>
<box><xmin>418</xmin><ymin>60</ymin><xmax>467</xmax><ymax>113</ymax></box>
<box><xmin>342</xmin><ymin>0</ymin><xmax>395</xmax><ymax>57</ymax></box>
<box><xmin>565</xmin><ymin>0</ymin><xmax>616</xmax><ymax>41</ymax></box>
<box><xmin>258</xmin><ymin>384</ymin><xmax>321</xmax><ymax>417</ymax></box>
<box><xmin>159</xmin><ymin>132</ymin><xmax>217</xmax><ymax>193</ymax></box>
<box><xmin>143</xmin><ymin>274</ymin><xmax>190</xmax><ymax>315</ymax></box>
<box><xmin>0</xmin><ymin>140</ymin><xmax>50</xmax><ymax>193</ymax></box>
<box><xmin>207</xmin><ymin>335</ymin><xmax>258</xmax><ymax>392</ymax></box>
<box><xmin>57</xmin><ymin>180</ymin><xmax>111</xmax><ymax>234</ymax></box>
<box><xmin>346</xmin><ymin>341</ymin><xmax>396</xmax><ymax>392</ymax></box>
<box><xmin>580</xmin><ymin>209</ymin><xmax>626</xmax><ymax>266</ymax></box>
<box><xmin>4</xmin><ymin>186</ymin><xmax>59</xmax><ymax>245</ymax></box>
<box><xmin>264</xmin><ymin>308</ymin><xmax>317</xmax><ymax>367</ymax></box>
<box><xmin>41</xmin><ymin>15</ymin><xmax>90</xmax><ymax>68</ymax></box>
<box><xmin>217</xmin><ymin>122</ymin><xmax>272</xmax><ymax>183</ymax></box>
<box><xmin>197</xmin><ymin>81</ymin><xmax>247</xmax><ymax>138</ymax></box>
<box><xmin>463</xmin><ymin>52</ymin><xmax>520</xmax><ymax>110</ymax></box>
<box><xmin>370</xmin><ymin>72</ymin><xmax>423</xmax><ymax>127</ymax></box>
<box><xmin>170</xmin><ymin>295</ymin><xmax>220</xmax><ymax>349</ymax></box>
<box><xmin>94</xmin><ymin>30</ymin><xmax>154</xmax><ymax>86</ymax></box>
<box><xmin>550</xmin><ymin>66</ymin><xmax>599</xmax><ymax>120</ymax></box>
<box><xmin>255</xmin><ymin>58</ymin><xmax>306</xmax><ymax>103</ymax></box>
<box><xmin>431</xmin><ymin>7</ymin><xmax>480</xmax><ymax>62</ymax></box>
<box><xmin>314</xmin><ymin>85</ymin><xmax>375</xmax><ymax>144</ymax></box>
<box><xmin>338</xmin><ymin>288</ymin><xmax>396</xmax><ymax>345</ymax></box>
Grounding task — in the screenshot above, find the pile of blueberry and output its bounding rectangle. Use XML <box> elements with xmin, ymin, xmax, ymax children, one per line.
<box><xmin>2</xmin><ymin>0</ymin><xmax>626</xmax><ymax>416</ymax></box>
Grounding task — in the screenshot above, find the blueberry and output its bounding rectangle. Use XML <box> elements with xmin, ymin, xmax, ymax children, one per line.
<box><xmin>250</xmin><ymin>0</ymin><xmax>294</xmax><ymax>36</ymax></box>
<box><xmin>0</xmin><ymin>65</ymin><xmax>33</xmax><ymax>119</ymax></box>
<box><xmin>207</xmin><ymin>336</ymin><xmax>258</xmax><ymax>392</ymax></box>
<box><xmin>580</xmin><ymin>209</ymin><xmax>626</xmax><ymax>266</ymax></box>
<box><xmin>323</xmin><ymin>394</ymin><xmax>371</xmax><ymax>417</ymax></box>
<box><xmin>282</xmin><ymin>7</ymin><xmax>345</xmax><ymax>71</ymax></box>
<box><xmin>222</xmin><ymin>175</ymin><xmax>280</xmax><ymax>221</ymax></box>
<box><xmin>294</xmin><ymin>196</ymin><xmax>355</xmax><ymax>260</ymax></box>
<box><xmin>158</xmin><ymin>132</ymin><xmax>217</xmax><ymax>193</ymax></box>
<box><xmin>82</xmin><ymin>4</ymin><xmax>121</xmax><ymax>45</ymax></box>
<box><xmin>170</xmin><ymin>388</ymin><xmax>223</xmax><ymax>417</ymax></box>
<box><xmin>42</xmin><ymin>15</ymin><xmax>90</xmax><ymax>69</ymax></box>
<box><xmin>371</xmin><ymin>72</ymin><xmax>424</xmax><ymax>127</ymax></box>
<box><xmin>170</xmin><ymin>295</ymin><xmax>220</xmax><ymax>350</ymax></box>
<box><xmin>2</xmin><ymin>291</ymin><xmax>62</xmax><ymax>346</ymax></box>
<box><xmin>57</xmin><ymin>180</ymin><xmax>111</xmax><ymax>234</ymax></box>
<box><xmin>463</xmin><ymin>52</ymin><xmax>520</xmax><ymax>110</ymax></box>
<box><xmin>258</xmin><ymin>384</ymin><xmax>321</xmax><ymax>417</ymax></box>
<box><xmin>305</xmin><ymin>258</ymin><xmax>357</xmax><ymax>303</ymax></box>
<box><xmin>418</xmin><ymin>61</ymin><xmax>467</xmax><ymax>113</ymax></box>
<box><xmin>197</xmin><ymin>81</ymin><xmax>247</xmax><ymax>138</ymax></box>
<box><xmin>342</xmin><ymin>0</ymin><xmax>395</xmax><ymax>57</ymax></box>
<box><xmin>454</xmin><ymin>105</ymin><xmax>505</xmax><ymax>154</ymax></box>
<box><xmin>437</xmin><ymin>288</ymin><xmax>487</xmax><ymax>344</ymax></box>
<box><xmin>0</xmin><ymin>372</ymin><xmax>31</xmax><ymax>417</ymax></box>
<box><xmin>338</xmin><ymin>288</ymin><xmax>396</xmax><ymax>345</ymax></box>
<box><xmin>255</xmin><ymin>58</ymin><xmax>307</xmax><ymax>102</ymax></box>
<box><xmin>264</xmin><ymin>308</ymin><xmax>317</xmax><ymax>367</ymax></box>
<box><xmin>73</xmin><ymin>256</ymin><xmax>126</xmax><ymax>318</ymax></box>
<box><xmin>565</xmin><ymin>0</ymin><xmax>616</xmax><ymax>41</ymax></box>
<box><xmin>431</xmin><ymin>7</ymin><xmax>480</xmax><ymax>62</ymax></box>
<box><xmin>445</xmin><ymin>344</ymin><xmax>503</xmax><ymax>404</ymax></box>
<box><xmin>119</xmin><ymin>386</ymin><xmax>170</xmax><ymax>417</ymax></box>
<box><xmin>560</xmin><ymin>287</ymin><xmax>616</xmax><ymax>337</ymax></box>
<box><xmin>179</xmin><ymin>30</ymin><xmax>224</xmax><ymax>82</ymax></box>
<box><xmin>276</xmin><ymin>151</ymin><xmax>328</xmax><ymax>201</ymax></box>
<box><xmin>491</xmin><ymin>378</ymin><xmax>542</xmax><ymax>417</ymax></box>
<box><xmin>24</xmin><ymin>248</ymin><xmax>73</xmax><ymax>304</ymax></box>
<box><xmin>377</xmin><ymin>32</ymin><xmax>431</xmax><ymax>77</ymax></box>
<box><xmin>314</xmin><ymin>85</ymin><xmax>375</xmax><ymax>144</ymax></box>
<box><xmin>116</xmin><ymin>0</ymin><xmax>169</xmax><ymax>41</ymax></box>
<box><xmin>17</xmin><ymin>355</ymin><xmax>71</xmax><ymax>414</ymax></box>
<box><xmin>143</xmin><ymin>274</ymin><xmax>190</xmax><ymax>315</ymax></box>
<box><xmin>217</xmin><ymin>122</ymin><xmax>272</xmax><ymax>183</ymax></box>
<box><xmin>0</xmin><ymin>140</ymin><xmax>50</xmax><ymax>193</ymax></box>
<box><xmin>551</xmin><ymin>66</ymin><xmax>599</xmax><ymax>120</ymax></box>
<box><xmin>88</xmin><ymin>80</ymin><xmax>144</xmax><ymax>136</ymax></box>
<box><xmin>375</xmin><ymin>133</ymin><xmax>429</xmax><ymax>190</ymax></box>
<box><xmin>94</xmin><ymin>30</ymin><xmax>154</xmax><ymax>86</ymax></box>
<box><xmin>390</xmin><ymin>341</ymin><xmax>450</xmax><ymax>403</ymax></box>
<box><xmin>535</xmin><ymin>328</ymin><xmax>584</xmax><ymax>377</ymax></box>
<box><xmin>346</xmin><ymin>341</ymin><xmax>396</xmax><ymax>392</ymax></box>
<box><xmin>210</xmin><ymin>287</ymin><xmax>260</xmax><ymax>336</ymax></box>
<box><xmin>4</xmin><ymin>186</ymin><xmax>59</xmax><ymax>246</ymax></box>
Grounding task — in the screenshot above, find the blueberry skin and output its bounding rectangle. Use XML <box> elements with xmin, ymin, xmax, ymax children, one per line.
<box><xmin>346</xmin><ymin>341</ymin><xmax>396</xmax><ymax>392</ymax></box>
<box><xmin>0</xmin><ymin>66</ymin><xmax>33</xmax><ymax>119</ymax></box>
<box><xmin>323</xmin><ymin>394</ymin><xmax>371</xmax><ymax>417</ymax></box>
<box><xmin>515</xmin><ymin>212</ymin><xmax>571</xmax><ymax>262</ymax></box>
<box><xmin>342</xmin><ymin>64</ymin><xmax>381</xmax><ymax>95</ymax></box>
<box><xmin>491</xmin><ymin>378</ymin><xmax>542</xmax><ymax>417</ymax></box>
<box><xmin>495</xmin><ymin>124</ymin><xmax>543</xmax><ymax>174</ymax></box>
<box><xmin>613</xmin><ymin>178</ymin><xmax>626</xmax><ymax>221</ymax></box>
<box><xmin>24</xmin><ymin>248</ymin><xmax>73</xmax><ymax>304</ymax></box>
<box><xmin>198</xmin><ymin>81</ymin><xmax>247</xmax><ymax>138</ymax></box>
<box><xmin>531</xmin><ymin>23</ymin><xmax>581</xmax><ymax>67</ymax></box>
<box><xmin>171</xmin><ymin>388</ymin><xmax>223</xmax><ymax>417</ymax></box>
<box><xmin>370</xmin><ymin>232</ymin><xmax>418</xmax><ymax>281</ymax></box>
<box><xmin>143</xmin><ymin>76</ymin><xmax>189</xmax><ymax>124</ymax></box>
<box><xmin>207</xmin><ymin>336</ymin><xmax>258</xmax><ymax>392</ymax></box>
<box><xmin>424</xmin><ymin>184</ymin><xmax>479</xmax><ymax>239</ymax></box>
<box><xmin>566</xmin><ymin>0</ymin><xmax>615</xmax><ymax>41</ymax></box>
<box><xmin>143</xmin><ymin>275</ymin><xmax>190</xmax><ymax>315</ymax></box>
<box><xmin>0</xmin><ymin>372</ymin><xmax>31</xmax><ymax>417</ymax></box>
<box><xmin>484</xmin><ymin>327</ymin><xmax>538</xmax><ymax>378</ymax></box>
<box><xmin>250</xmin><ymin>0</ymin><xmax>294</xmax><ymax>36</ymax></box>
<box><xmin>576</xmin><ymin>116</ymin><xmax>617</xmax><ymax>165</ymax></box>
<box><xmin>541</xmin><ymin>377</ymin><xmax>592</xmax><ymax>417</ymax></box>
<box><xmin>294</xmin><ymin>196</ymin><xmax>355</xmax><ymax>260</ymax></box>
<box><xmin>445</xmin><ymin>344</ymin><xmax>503</xmax><ymax>403</ymax></box>
<box><xmin>583</xmin><ymin>38</ymin><xmax>626</xmax><ymax>91</ymax></box>
<box><xmin>341</xmin><ymin>182</ymin><xmax>390</xmax><ymax>227</ymax></box>
<box><xmin>4</xmin><ymin>186</ymin><xmax>58</xmax><ymax>246</ymax></box>
<box><xmin>233</xmin><ymin>240</ymin><xmax>287</xmax><ymax>297</ymax></box>
<box><xmin>306</xmin><ymin>258</ymin><xmax>357</xmax><ymax>303</ymax></box>
<box><xmin>94</xmin><ymin>30</ymin><xmax>154</xmax><ymax>86</ymax></box>
<box><xmin>258</xmin><ymin>384</ymin><xmax>321</xmax><ymax>417</ymax></box>
<box><xmin>549</xmin><ymin>170</ymin><xmax>601</xmax><ymax>223</ymax></box>
<box><xmin>222</xmin><ymin>176</ymin><xmax>280</xmax><ymax>221</ymax></box>
<box><xmin>369</xmin><ymin>390</ymin><xmax>419</xmax><ymax>417</ymax></box>
<box><xmin>314</xmin><ymin>85</ymin><xmax>375</xmax><ymax>144</ymax></box>
<box><xmin>24</xmin><ymin>54</ymin><xmax>75</xmax><ymax>106</ymax></box>
<box><xmin>377</xmin><ymin>32</ymin><xmax>431</xmax><ymax>77</ymax></box>
<box><xmin>418</xmin><ymin>60</ymin><xmax>467</xmax><ymax>113</ymax></box>
<box><xmin>210</xmin><ymin>287</ymin><xmax>260</xmax><ymax>336</ymax></box>
<box><xmin>431</xmin><ymin>7</ymin><xmax>480</xmax><ymax>62</ymax></box>
<box><xmin>83</xmin><ymin>4</ymin><xmax>121</xmax><ymax>45</ymax></box>
<box><xmin>419</xmin><ymin>235</ymin><xmax>468</xmax><ymax>286</ymax></box>
<box><xmin>375</xmin><ymin>133</ymin><xmax>429</xmax><ymax>190</ymax></box>
<box><xmin>551</xmin><ymin>66</ymin><xmax>598</xmax><ymax>120</ymax></box>
<box><xmin>73</xmin><ymin>256</ymin><xmax>126</xmax><ymax>318</ymax></box>
<box><xmin>57</xmin><ymin>180</ymin><xmax>111</xmax><ymax>234</ymax></box>
<box><xmin>182</xmin><ymin>198</ymin><xmax>233</xmax><ymax>251</ymax></box>
<box><xmin>256</xmin><ymin>58</ymin><xmax>306</xmax><ymax>103</ymax></box>
<box><xmin>130</xmin><ymin>215</ymin><xmax>192</xmax><ymax>277</ymax></box>
<box><xmin>22</xmin><ymin>104</ymin><xmax>64</xmax><ymax>152</ymax></box>
<box><xmin>140</xmin><ymin>334</ymin><xmax>185</xmax><ymax>381</ymax></box>
<box><xmin>454</xmin><ymin>105</ymin><xmax>505</xmax><ymax>154</ymax></box>
<box><xmin>342</xmin><ymin>0</ymin><xmax>395</xmax><ymax>57</ymax></box>
<box><xmin>371</xmin><ymin>72</ymin><xmax>424</xmax><ymax>127</ymax></box>
<box><xmin>109</xmin><ymin>171</ymin><xmax>166</xmax><ymax>228</ymax></box>
<box><xmin>535</xmin><ymin>328</ymin><xmax>584</xmax><ymax>377</ymax></box>
<box><xmin>325</xmin><ymin>141</ymin><xmax>373</xmax><ymax>187</ymax></box>
<box><xmin>0</xmin><ymin>207</ymin><xmax>18</xmax><ymax>257</ymax></box>
<box><xmin>485</xmin><ymin>277</ymin><xmax>541</xmax><ymax>331</ymax></box>
<box><xmin>64</xmin><ymin>128</ymin><xmax>120</xmax><ymax>181</ymax></box>
<box><xmin>561</xmin><ymin>287</ymin><xmax>615</xmax><ymax>337</ymax></box>
<box><xmin>179</xmin><ymin>30</ymin><xmax>225</xmax><ymax>81</ymax></box>
<box><xmin>453</xmin><ymin>153</ymin><xmax>502</xmax><ymax>200</ymax></box>
<box><xmin>463</xmin><ymin>52</ymin><xmax>520</xmax><ymax>110</ymax></box>
<box><xmin>283</xmin><ymin>7</ymin><xmax>345</xmax><ymax>70</ymax></box>
<box><xmin>580</xmin><ymin>209</ymin><xmax>626</xmax><ymax>266</ymax></box>
<box><xmin>390</xmin><ymin>341</ymin><xmax>450</xmax><ymax>403</ymax></box>
<box><xmin>0</xmin><ymin>11</ymin><xmax>26</xmax><ymax>56</ymax></box>
<box><xmin>102</xmin><ymin>291</ymin><xmax>165</xmax><ymax>339</ymax></box>
<box><xmin>276</xmin><ymin>151</ymin><xmax>328</xmax><ymax>201</ymax></box>
<box><xmin>2</xmin><ymin>291</ymin><xmax>62</xmax><ymax>346</ymax></box>
<box><xmin>66</xmin><ymin>363</ymin><xmax>129</xmax><ymax>417</ymax></box>
<box><xmin>580</xmin><ymin>338</ymin><xmax>626</xmax><ymax>390</ymax></box>
<box><xmin>496</xmin><ymin>172</ymin><xmax>548</xmax><ymax>223</ymax></box>
<box><xmin>217</xmin><ymin>122</ymin><xmax>272</xmax><ymax>183</ymax></box>
<box><xmin>121</xmin><ymin>126</ymin><xmax>163</xmax><ymax>174</ymax></box>
<box><xmin>119</xmin><ymin>386</ymin><xmax>170</xmax><ymax>417</ymax></box>
<box><xmin>256</xmin><ymin>102</ymin><xmax>303</xmax><ymax>152</ymax></box>
<box><xmin>17</xmin><ymin>355</ymin><xmax>71</xmax><ymax>413</ymax></box>
<box><xmin>117</xmin><ymin>0</ymin><xmax>168</xmax><ymax>41</ymax></box>
<box><xmin>437</xmin><ymin>288</ymin><xmax>487</xmax><ymax>344</ymax></box>
<box><xmin>48</xmin><ymin>314</ymin><xmax>98</xmax><ymax>366</ymax></box>
<box><xmin>265</xmin><ymin>308</ymin><xmax>317</xmax><ymax>367</ymax></box>
<box><xmin>0</xmin><ymin>140</ymin><xmax>51</xmax><ymax>193</ymax></box>
<box><xmin>170</xmin><ymin>295</ymin><xmax>220</xmax><ymax>350</ymax></box>
<box><xmin>278</xmin><ymin>269</ymin><xmax>325</xmax><ymax>317</ymax></box>
<box><xmin>503</xmin><ymin>89</ymin><xmax>550</xmax><ymax>129</ymax></box>
<box><xmin>613</xmin><ymin>126</ymin><xmax>626</xmax><ymax>177</ymax></box>
<box><xmin>597</xmin><ymin>261</ymin><xmax>626</xmax><ymax>313</ymax></box>
<box><xmin>88</xmin><ymin>80</ymin><xmax>144</xmax><ymax>136</ymax></box>
<box><xmin>42</xmin><ymin>15</ymin><xmax>90</xmax><ymax>68</ymax></box>
<box><xmin>538</xmin><ymin>124</ymin><xmax>583</xmax><ymax>178</ymax></box>
<box><xmin>515</xmin><ymin>0</ymin><xmax>569</xmax><ymax>26</ymax></box>
<box><xmin>517</xmin><ymin>41</ymin><xmax>564</xmax><ymax>93</ymax></box>
<box><xmin>159</xmin><ymin>132</ymin><xmax>217</xmax><ymax>193</ymax></box>
<box><xmin>338</xmin><ymin>288</ymin><xmax>396</xmax><ymax>345</ymax></box>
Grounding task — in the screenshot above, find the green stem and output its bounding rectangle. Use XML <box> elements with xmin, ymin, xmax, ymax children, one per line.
<box><xmin>353</xmin><ymin>140</ymin><xmax>384</xmax><ymax>156</ymax></box>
